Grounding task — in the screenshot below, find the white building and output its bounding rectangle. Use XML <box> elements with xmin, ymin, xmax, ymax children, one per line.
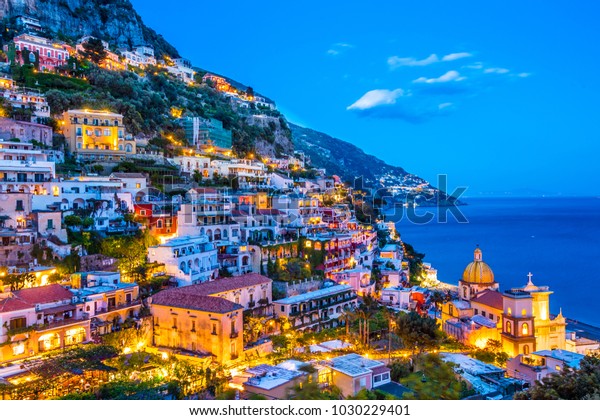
<box><xmin>166</xmin><ymin>58</ymin><xmax>196</xmax><ymax>84</ymax></box>
<box><xmin>270</xmin><ymin>172</ymin><xmax>294</xmax><ymax>191</ymax></box>
<box><xmin>0</xmin><ymin>141</ymin><xmax>56</xmax><ymax>195</ymax></box>
<box><xmin>211</xmin><ymin>159</ymin><xmax>269</xmax><ymax>189</ymax></box>
<box><xmin>380</xmin><ymin>286</ymin><xmax>412</xmax><ymax>309</ymax></box>
<box><xmin>177</xmin><ymin>188</ymin><xmax>241</xmax><ymax>245</ymax></box>
<box><xmin>120</xmin><ymin>46</ymin><xmax>157</xmax><ymax>68</ymax></box>
<box><xmin>147</xmin><ymin>235</ymin><xmax>219</xmax><ymax>286</ymax></box>
<box><xmin>1</xmin><ymin>87</ymin><xmax>50</xmax><ymax>123</ymax></box>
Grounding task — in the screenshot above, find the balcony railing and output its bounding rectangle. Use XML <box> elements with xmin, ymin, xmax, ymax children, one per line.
<box><xmin>230</xmin><ymin>331</ymin><xmax>239</xmax><ymax>339</ymax></box>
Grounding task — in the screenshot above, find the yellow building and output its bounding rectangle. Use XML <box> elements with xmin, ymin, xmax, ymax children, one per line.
<box><xmin>62</xmin><ymin>109</ymin><xmax>136</xmax><ymax>161</ymax></box>
<box><xmin>150</xmin><ymin>287</ymin><xmax>243</xmax><ymax>363</ymax></box>
<box><xmin>443</xmin><ymin>248</ymin><xmax>566</xmax><ymax>357</ymax></box>
<box><xmin>458</xmin><ymin>247</ymin><xmax>499</xmax><ymax>300</ymax></box>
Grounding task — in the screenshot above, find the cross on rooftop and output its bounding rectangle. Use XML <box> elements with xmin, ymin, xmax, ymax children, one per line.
<box><xmin>527</xmin><ymin>272</ymin><xmax>533</xmax><ymax>283</ymax></box>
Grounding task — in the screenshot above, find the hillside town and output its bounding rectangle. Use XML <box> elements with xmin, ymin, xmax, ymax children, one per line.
<box><xmin>0</xmin><ymin>16</ymin><xmax>598</xmax><ymax>401</ymax></box>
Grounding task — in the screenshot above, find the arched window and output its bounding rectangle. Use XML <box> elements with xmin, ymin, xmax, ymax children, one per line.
<box><xmin>29</xmin><ymin>52</ymin><xmax>36</xmax><ymax>62</ymax></box>
<box><xmin>522</xmin><ymin>323</ymin><xmax>529</xmax><ymax>335</ymax></box>
<box><xmin>521</xmin><ymin>309</ymin><xmax>527</xmax><ymax>317</ymax></box>
<box><xmin>523</xmin><ymin>345</ymin><xmax>530</xmax><ymax>355</ymax></box>
<box><xmin>506</xmin><ymin>321</ymin><xmax>512</xmax><ymax>334</ymax></box>
<box><xmin>125</xmin><ymin>144</ymin><xmax>133</xmax><ymax>153</ymax></box>
<box><xmin>463</xmin><ymin>287</ymin><xmax>468</xmax><ymax>299</ymax></box>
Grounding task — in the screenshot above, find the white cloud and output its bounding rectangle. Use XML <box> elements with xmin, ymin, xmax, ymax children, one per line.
<box><xmin>388</xmin><ymin>52</ymin><xmax>473</xmax><ymax>69</ymax></box>
<box><xmin>442</xmin><ymin>52</ymin><xmax>472</xmax><ymax>62</ymax></box>
<box><xmin>327</xmin><ymin>42</ymin><xmax>354</xmax><ymax>56</ymax></box>
<box><xmin>347</xmin><ymin>89</ymin><xmax>405</xmax><ymax>110</ymax></box>
<box><xmin>438</xmin><ymin>102</ymin><xmax>453</xmax><ymax>110</ymax></box>
<box><xmin>413</xmin><ymin>70</ymin><xmax>466</xmax><ymax>84</ymax></box>
<box><xmin>517</xmin><ymin>72</ymin><xmax>531</xmax><ymax>78</ymax></box>
<box><xmin>465</xmin><ymin>62</ymin><xmax>484</xmax><ymax>69</ymax></box>
<box><xmin>484</xmin><ymin>67</ymin><xmax>510</xmax><ymax>74</ymax></box>
<box><xmin>387</xmin><ymin>54</ymin><xmax>439</xmax><ymax>69</ymax></box>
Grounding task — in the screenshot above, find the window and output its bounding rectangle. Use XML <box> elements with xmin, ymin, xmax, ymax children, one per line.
<box><xmin>522</xmin><ymin>323</ymin><xmax>529</xmax><ymax>335</ymax></box>
<box><xmin>136</xmin><ymin>183</ymin><xmax>141</xmax><ymax>188</ymax></box>
<box><xmin>374</xmin><ymin>374</ymin><xmax>381</xmax><ymax>383</ymax></box>
<box><xmin>191</xmin><ymin>320</ymin><xmax>196</xmax><ymax>332</ymax></box>
<box><xmin>157</xmin><ymin>220</ymin><xmax>163</xmax><ymax>229</ymax></box>
<box><xmin>489</xmin><ymin>313</ymin><xmax>494</xmax><ymax>320</ymax></box>
<box><xmin>172</xmin><ymin>317</ymin><xmax>177</xmax><ymax>329</ymax></box>
<box><xmin>521</xmin><ymin>309</ymin><xmax>527</xmax><ymax>317</ymax></box>
<box><xmin>524</xmin><ymin>345</ymin><xmax>530</xmax><ymax>355</ymax></box>
<box><xmin>9</xmin><ymin>317</ymin><xmax>26</xmax><ymax>330</ymax></box>
<box><xmin>474</xmin><ymin>309</ymin><xmax>478</xmax><ymax>315</ymax></box>
<box><xmin>104</xmin><ymin>129</ymin><xmax>110</xmax><ymax>136</ymax></box>
<box><xmin>47</xmin><ymin>219</ymin><xmax>54</xmax><ymax>229</ymax></box>
<box><xmin>212</xmin><ymin>323</ymin><xmax>217</xmax><ymax>335</ymax></box>
<box><xmin>482</xmin><ymin>311</ymin><xmax>487</xmax><ymax>317</ymax></box>
<box><xmin>507</xmin><ymin>307</ymin><xmax>512</xmax><ymax>316</ymax></box>
<box><xmin>15</xmin><ymin>200</ymin><xmax>24</xmax><ymax>211</ymax></box>
<box><xmin>506</xmin><ymin>321</ymin><xmax>512</xmax><ymax>334</ymax></box>
<box><xmin>76</xmin><ymin>127</ymin><xmax>82</xmax><ymax>136</ymax></box>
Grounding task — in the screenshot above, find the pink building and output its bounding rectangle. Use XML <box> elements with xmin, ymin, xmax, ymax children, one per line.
<box><xmin>331</xmin><ymin>268</ymin><xmax>376</xmax><ymax>296</ymax></box>
<box><xmin>11</xmin><ymin>34</ymin><xmax>72</xmax><ymax>71</ymax></box>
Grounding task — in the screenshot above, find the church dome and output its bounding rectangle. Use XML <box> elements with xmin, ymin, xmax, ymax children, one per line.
<box><xmin>462</xmin><ymin>247</ymin><xmax>495</xmax><ymax>284</ymax></box>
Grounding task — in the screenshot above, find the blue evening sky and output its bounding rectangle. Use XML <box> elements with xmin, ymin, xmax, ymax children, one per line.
<box><xmin>131</xmin><ymin>0</ymin><xmax>600</xmax><ymax>196</ymax></box>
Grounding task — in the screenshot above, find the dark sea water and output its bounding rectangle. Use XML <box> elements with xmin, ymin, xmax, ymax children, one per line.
<box><xmin>392</xmin><ymin>197</ymin><xmax>600</xmax><ymax>326</ymax></box>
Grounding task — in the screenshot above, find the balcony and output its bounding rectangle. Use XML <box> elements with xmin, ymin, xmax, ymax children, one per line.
<box><xmin>96</xmin><ymin>300</ymin><xmax>141</xmax><ymax>313</ymax></box>
<box><xmin>33</xmin><ymin>316</ymin><xmax>89</xmax><ymax>332</ymax></box>
<box><xmin>230</xmin><ymin>331</ymin><xmax>239</xmax><ymax>339</ymax></box>
<box><xmin>248</xmin><ymin>301</ymin><xmax>255</xmax><ymax>308</ymax></box>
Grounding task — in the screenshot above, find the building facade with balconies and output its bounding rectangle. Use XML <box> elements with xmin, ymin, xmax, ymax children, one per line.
<box><xmin>273</xmin><ymin>284</ymin><xmax>357</xmax><ymax>332</ymax></box>
<box><xmin>147</xmin><ymin>235</ymin><xmax>219</xmax><ymax>286</ymax></box>
<box><xmin>62</xmin><ymin>109</ymin><xmax>136</xmax><ymax>161</ymax></box>
<box><xmin>177</xmin><ymin>188</ymin><xmax>241</xmax><ymax>244</ymax></box>
<box><xmin>0</xmin><ymin>284</ymin><xmax>90</xmax><ymax>363</ymax></box>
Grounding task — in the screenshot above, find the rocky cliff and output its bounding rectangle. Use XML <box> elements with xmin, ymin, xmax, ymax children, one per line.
<box><xmin>0</xmin><ymin>0</ymin><xmax>178</xmax><ymax>57</ymax></box>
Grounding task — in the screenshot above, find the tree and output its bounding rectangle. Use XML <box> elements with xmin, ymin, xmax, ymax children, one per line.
<box><xmin>470</xmin><ymin>339</ymin><xmax>509</xmax><ymax>367</ymax></box>
<box><xmin>400</xmin><ymin>354</ymin><xmax>465</xmax><ymax>400</ymax></box>
<box><xmin>63</xmin><ymin>215</ymin><xmax>82</xmax><ymax>228</ymax></box>
<box><xmin>82</xmin><ymin>217</ymin><xmax>94</xmax><ymax>229</ymax></box>
<box><xmin>515</xmin><ymin>355</ymin><xmax>600</xmax><ymax>400</ymax></box>
<box><xmin>2</xmin><ymin>272</ymin><xmax>35</xmax><ymax>291</ymax></box>
<box><xmin>288</xmin><ymin>381</ymin><xmax>342</xmax><ymax>400</ymax></box>
<box><xmin>81</xmin><ymin>37</ymin><xmax>107</xmax><ymax>65</ymax></box>
<box><xmin>394</xmin><ymin>311</ymin><xmax>441</xmax><ymax>356</ymax></box>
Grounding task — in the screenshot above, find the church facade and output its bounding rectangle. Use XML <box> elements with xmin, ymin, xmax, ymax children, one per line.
<box><xmin>441</xmin><ymin>248</ymin><xmax>566</xmax><ymax>357</ymax></box>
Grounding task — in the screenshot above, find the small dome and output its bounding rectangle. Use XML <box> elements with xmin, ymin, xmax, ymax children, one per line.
<box><xmin>462</xmin><ymin>247</ymin><xmax>495</xmax><ymax>284</ymax></box>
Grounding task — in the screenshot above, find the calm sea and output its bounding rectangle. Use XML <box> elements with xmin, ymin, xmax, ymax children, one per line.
<box><xmin>392</xmin><ymin>197</ymin><xmax>600</xmax><ymax>326</ymax></box>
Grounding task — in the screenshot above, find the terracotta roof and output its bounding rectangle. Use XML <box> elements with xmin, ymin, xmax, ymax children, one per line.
<box><xmin>151</xmin><ymin>291</ymin><xmax>243</xmax><ymax>313</ymax></box>
<box><xmin>0</xmin><ymin>295</ymin><xmax>33</xmax><ymax>313</ymax></box>
<box><xmin>174</xmin><ymin>274</ymin><xmax>271</xmax><ymax>297</ymax></box>
<box><xmin>110</xmin><ymin>172</ymin><xmax>146</xmax><ymax>179</ymax></box>
<box><xmin>16</xmin><ymin>284</ymin><xmax>73</xmax><ymax>305</ymax></box>
<box><xmin>0</xmin><ymin>284</ymin><xmax>74</xmax><ymax>313</ymax></box>
<box><xmin>471</xmin><ymin>289</ymin><xmax>503</xmax><ymax>310</ymax></box>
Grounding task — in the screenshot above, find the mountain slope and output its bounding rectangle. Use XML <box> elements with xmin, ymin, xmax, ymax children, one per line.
<box><xmin>291</xmin><ymin>123</ymin><xmax>426</xmax><ymax>187</ymax></box>
<box><xmin>0</xmin><ymin>0</ymin><xmax>178</xmax><ymax>57</ymax></box>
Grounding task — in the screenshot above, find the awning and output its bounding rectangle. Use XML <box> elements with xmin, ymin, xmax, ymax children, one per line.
<box><xmin>43</xmin><ymin>304</ymin><xmax>76</xmax><ymax>314</ymax></box>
